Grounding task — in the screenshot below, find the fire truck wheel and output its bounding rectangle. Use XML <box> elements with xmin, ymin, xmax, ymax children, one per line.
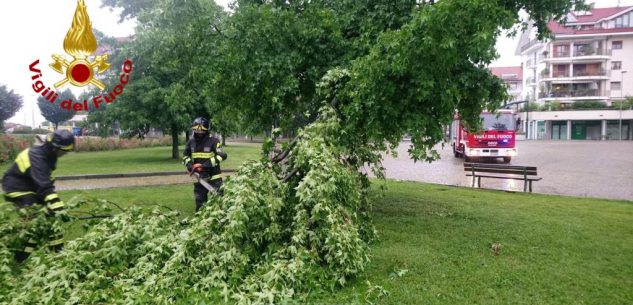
<box><xmin>502</xmin><ymin>157</ymin><xmax>511</xmax><ymax>163</ymax></box>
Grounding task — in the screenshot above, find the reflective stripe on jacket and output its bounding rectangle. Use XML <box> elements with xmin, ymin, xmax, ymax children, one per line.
<box><xmin>182</xmin><ymin>136</ymin><xmax>227</xmax><ymax>179</ymax></box>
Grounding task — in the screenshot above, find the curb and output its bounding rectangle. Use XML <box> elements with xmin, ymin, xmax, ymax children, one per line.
<box><xmin>0</xmin><ymin>169</ymin><xmax>237</xmax><ymax>184</ymax></box>
<box><xmin>52</xmin><ymin>169</ymin><xmax>236</xmax><ymax>181</ymax></box>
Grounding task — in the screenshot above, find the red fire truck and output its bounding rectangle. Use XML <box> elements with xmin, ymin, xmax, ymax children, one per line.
<box><xmin>451</xmin><ymin>109</ymin><xmax>517</xmax><ymax>163</ymax></box>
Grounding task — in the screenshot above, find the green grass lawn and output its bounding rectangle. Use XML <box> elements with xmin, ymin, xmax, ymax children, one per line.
<box><xmin>53</xmin><ymin>181</ymin><xmax>633</xmax><ymax>305</ymax></box>
<box><xmin>0</xmin><ymin>143</ymin><xmax>261</xmax><ymax>176</ymax></box>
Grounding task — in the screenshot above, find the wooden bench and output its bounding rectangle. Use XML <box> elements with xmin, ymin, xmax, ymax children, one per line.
<box><xmin>464</xmin><ymin>162</ymin><xmax>542</xmax><ymax>192</ymax></box>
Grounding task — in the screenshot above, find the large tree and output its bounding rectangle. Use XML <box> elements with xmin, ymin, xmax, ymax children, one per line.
<box><xmin>0</xmin><ymin>84</ymin><xmax>23</xmax><ymax>132</ymax></box>
<box><xmin>92</xmin><ymin>0</ymin><xmax>226</xmax><ymax>158</ymax></box>
<box><xmin>218</xmin><ymin>0</ymin><xmax>586</xmax><ymax>163</ymax></box>
<box><xmin>37</xmin><ymin>89</ymin><xmax>76</xmax><ymax>130</ymax></box>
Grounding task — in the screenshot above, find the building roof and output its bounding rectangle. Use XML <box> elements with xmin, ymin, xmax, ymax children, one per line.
<box><xmin>490</xmin><ymin>66</ymin><xmax>523</xmax><ymax>81</ymax></box>
<box><xmin>571</xmin><ymin>7</ymin><xmax>631</xmax><ymax>23</ymax></box>
<box><xmin>548</xmin><ymin>6</ymin><xmax>633</xmax><ymax>35</ymax></box>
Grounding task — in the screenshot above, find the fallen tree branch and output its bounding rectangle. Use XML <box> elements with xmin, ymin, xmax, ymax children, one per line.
<box><xmin>271</xmin><ymin>137</ymin><xmax>299</xmax><ymax>164</ymax></box>
<box><xmin>282</xmin><ymin>168</ymin><xmax>300</xmax><ymax>182</ymax></box>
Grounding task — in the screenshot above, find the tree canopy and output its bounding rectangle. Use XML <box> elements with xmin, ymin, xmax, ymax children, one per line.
<box><xmin>0</xmin><ymin>84</ymin><xmax>23</xmax><ymax>132</ymax></box>
<box><xmin>92</xmin><ymin>0</ymin><xmax>227</xmax><ymax>158</ymax></box>
<box><xmin>37</xmin><ymin>89</ymin><xmax>76</xmax><ymax>130</ymax></box>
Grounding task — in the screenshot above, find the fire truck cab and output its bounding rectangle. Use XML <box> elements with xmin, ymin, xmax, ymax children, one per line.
<box><xmin>451</xmin><ymin>109</ymin><xmax>517</xmax><ymax>163</ymax></box>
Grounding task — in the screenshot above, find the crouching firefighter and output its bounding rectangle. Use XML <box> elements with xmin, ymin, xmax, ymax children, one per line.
<box><xmin>183</xmin><ymin>117</ymin><xmax>228</xmax><ymax>212</ymax></box>
<box><xmin>2</xmin><ymin>129</ymin><xmax>74</xmax><ymax>262</ymax></box>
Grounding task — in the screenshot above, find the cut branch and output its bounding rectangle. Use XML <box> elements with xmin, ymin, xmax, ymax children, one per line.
<box><xmin>282</xmin><ymin>168</ymin><xmax>300</xmax><ymax>182</ymax></box>
<box><xmin>271</xmin><ymin>137</ymin><xmax>299</xmax><ymax>164</ymax></box>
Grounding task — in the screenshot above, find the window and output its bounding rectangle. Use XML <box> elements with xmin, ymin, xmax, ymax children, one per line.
<box><xmin>611</xmin><ymin>82</ymin><xmax>621</xmax><ymax>91</ymax></box>
<box><xmin>624</xmin><ymin>14</ymin><xmax>630</xmax><ymax>27</ymax></box>
<box><xmin>554</xmin><ymin>44</ymin><xmax>570</xmax><ymax>57</ymax></box>
<box><xmin>612</xmin><ymin>61</ymin><xmax>622</xmax><ymax>70</ymax></box>
<box><xmin>615</xmin><ymin>17</ymin><xmax>623</xmax><ymax>28</ymax></box>
<box><xmin>612</xmin><ymin>41</ymin><xmax>623</xmax><ymax>49</ymax></box>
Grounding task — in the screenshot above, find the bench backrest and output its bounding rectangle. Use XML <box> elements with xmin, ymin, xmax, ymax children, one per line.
<box><xmin>463</xmin><ymin>162</ymin><xmax>538</xmax><ymax>176</ymax></box>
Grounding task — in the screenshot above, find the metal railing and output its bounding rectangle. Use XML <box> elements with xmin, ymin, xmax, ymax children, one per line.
<box><xmin>573</xmin><ymin>48</ymin><xmax>611</xmax><ymax>57</ymax></box>
<box><xmin>552</xmin><ymin>72</ymin><xmax>570</xmax><ymax>78</ymax></box>
<box><xmin>553</xmin><ymin>51</ymin><xmax>571</xmax><ymax>58</ymax></box>
<box><xmin>520</xmin><ymin>39</ymin><xmax>541</xmax><ymax>53</ymax></box>
<box><xmin>544</xmin><ymin>89</ymin><xmax>603</xmax><ymax>98</ymax></box>
<box><xmin>572</xmin><ymin>69</ymin><xmax>608</xmax><ymax>77</ymax></box>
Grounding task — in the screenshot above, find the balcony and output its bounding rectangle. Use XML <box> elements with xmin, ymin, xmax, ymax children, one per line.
<box><xmin>541</xmin><ymin>49</ymin><xmax>611</xmax><ymax>63</ymax></box>
<box><xmin>572</xmin><ymin>69</ymin><xmax>608</xmax><ymax>77</ymax></box>
<box><xmin>552</xmin><ymin>71</ymin><xmax>570</xmax><ymax>78</ymax></box>
<box><xmin>539</xmin><ymin>89</ymin><xmax>608</xmax><ymax>101</ymax></box>
<box><xmin>541</xmin><ymin>69</ymin><xmax>609</xmax><ymax>81</ymax></box>
<box><xmin>520</xmin><ymin>39</ymin><xmax>541</xmax><ymax>53</ymax></box>
<box><xmin>552</xmin><ymin>51</ymin><xmax>570</xmax><ymax>58</ymax></box>
<box><xmin>573</xmin><ymin>48</ymin><xmax>611</xmax><ymax>57</ymax></box>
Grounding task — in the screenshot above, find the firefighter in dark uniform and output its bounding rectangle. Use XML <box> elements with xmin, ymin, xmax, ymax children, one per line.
<box><xmin>182</xmin><ymin>117</ymin><xmax>227</xmax><ymax>212</ymax></box>
<box><xmin>2</xmin><ymin>129</ymin><xmax>74</xmax><ymax>262</ymax></box>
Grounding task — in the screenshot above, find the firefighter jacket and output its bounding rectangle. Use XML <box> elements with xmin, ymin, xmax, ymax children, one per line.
<box><xmin>2</xmin><ymin>144</ymin><xmax>64</xmax><ymax>211</ymax></box>
<box><xmin>182</xmin><ymin>136</ymin><xmax>227</xmax><ymax>181</ymax></box>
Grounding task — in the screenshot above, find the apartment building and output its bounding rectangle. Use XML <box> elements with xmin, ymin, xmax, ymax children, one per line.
<box><xmin>517</xmin><ymin>6</ymin><xmax>633</xmax><ymax>140</ymax></box>
<box><xmin>490</xmin><ymin>66</ymin><xmax>523</xmax><ymax>102</ymax></box>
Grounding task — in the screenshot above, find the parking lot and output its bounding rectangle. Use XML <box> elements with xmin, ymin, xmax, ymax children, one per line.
<box><xmin>381</xmin><ymin>140</ymin><xmax>633</xmax><ymax>201</ymax></box>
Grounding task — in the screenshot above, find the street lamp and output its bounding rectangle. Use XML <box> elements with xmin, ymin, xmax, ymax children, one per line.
<box><xmin>620</xmin><ymin>70</ymin><xmax>628</xmax><ymax>141</ymax></box>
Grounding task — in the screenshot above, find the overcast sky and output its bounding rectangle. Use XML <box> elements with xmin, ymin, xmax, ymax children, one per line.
<box><xmin>1</xmin><ymin>0</ymin><xmax>631</xmax><ymax>127</ymax></box>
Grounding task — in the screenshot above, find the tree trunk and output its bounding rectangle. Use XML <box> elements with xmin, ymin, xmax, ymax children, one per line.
<box><xmin>171</xmin><ymin>125</ymin><xmax>179</xmax><ymax>159</ymax></box>
<box><xmin>185</xmin><ymin>130</ymin><xmax>190</xmax><ymax>143</ymax></box>
<box><xmin>54</xmin><ymin>123</ymin><xmax>58</xmax><ymax>130</ymax></box>
<box><xmin>221</xmin><ymin>132</ymin><xmax>226</xmax><ymax>146</ymax></box>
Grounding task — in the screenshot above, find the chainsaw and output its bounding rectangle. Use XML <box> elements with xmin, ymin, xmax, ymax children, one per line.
<box><xmin>190</xmin><ymin>171</ymin><xmax>219</xmax><ymax>195</ymax></box>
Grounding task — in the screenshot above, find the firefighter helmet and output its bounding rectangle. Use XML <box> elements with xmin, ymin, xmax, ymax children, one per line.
<box><xmin>47</xmin><ymin>129</ymin><xmax>75</xmax><ymax>151</ymax></box>
<box><xmin>191</xmin><ymin>117</ymin><xmax>211</xmax><ymax>134</ymax></box>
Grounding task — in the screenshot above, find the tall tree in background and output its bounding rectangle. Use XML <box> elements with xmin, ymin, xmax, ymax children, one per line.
<box><xmin>94</xmin><ymin>0</ymin><xmax>226</xmax><ymax>159</ymax></box>
<box><xmin>0</xmin><ymin>84</ymin><xmax>23</xmax><ymax>132</ymax></box>
<box><xmin>37</xmin><ymin>90</ymin><xmax>76</xmax><ymax>130</ymax></box>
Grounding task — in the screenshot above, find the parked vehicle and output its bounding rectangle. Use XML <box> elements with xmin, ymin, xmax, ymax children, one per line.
<box><xmin>451</xmin><ymin>109</ymin><xmax>517</xmax><ymax>163</ymax></box>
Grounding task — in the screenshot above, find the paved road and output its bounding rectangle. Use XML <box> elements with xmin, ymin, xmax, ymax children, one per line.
<box><xmin>381</xmin><ymin>140</ymin><xmax>633</xmax><ymax>201</ymax></box>
<box><xmin>56</xmin><ymin>174</ymin><xmax>193</xmax><ymax>191</ymax></box>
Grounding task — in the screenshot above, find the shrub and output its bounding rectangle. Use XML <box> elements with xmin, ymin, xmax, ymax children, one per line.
<box><xmin>520</xmin><ymin>103</ymin><xmax>541</xmax><ymax>112</ymax></box>
<box><xmin>11</xmin><ymin>127</ymin><xmax>50</xmax><ymax>134</ymax></box>
<box><xmin>10</xmin><ymin>127</ymin><xmax>33</xmax><ymax>134</ymax></box>
<box><xmin>72</xmin><ymin>137</ymin><xmax>173</xmax><ymax>152</ymax></box>
<box><xmin>611</xmin><ymin>98</ymin><xmax>633</xmax><ymax>110</ymax></box>
<box><xmin>571</xmin><ymin>100</ymin><xmax>607</xmax><ymax>109</ymax></box>
<box><xmin>540</xmin><ymin>101</ymin><xmax>562</xmax><ymax>111</ymax></box>
<box><xmin>0</xmin><ymin>135</ymin><xmax>29</xmax><ymax>164</ymax></box>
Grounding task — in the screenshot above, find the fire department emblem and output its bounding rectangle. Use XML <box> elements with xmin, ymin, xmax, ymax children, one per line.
<box><xmin>50</xmin><ymin>0</ymin><xmax>110</xmax><ymax>90</ymax></box>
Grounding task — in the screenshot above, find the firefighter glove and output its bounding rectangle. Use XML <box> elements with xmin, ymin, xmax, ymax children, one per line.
<box><xmin>190</xmin><ymin>163</ymin><xmax>203</xmax><ymax>176</ymax></box>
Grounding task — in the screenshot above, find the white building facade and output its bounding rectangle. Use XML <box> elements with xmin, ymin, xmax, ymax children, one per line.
<box><xmin>518</xmin><ymin>6</ymin><xmax>633</xmax><ymax>140</ymax></box>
